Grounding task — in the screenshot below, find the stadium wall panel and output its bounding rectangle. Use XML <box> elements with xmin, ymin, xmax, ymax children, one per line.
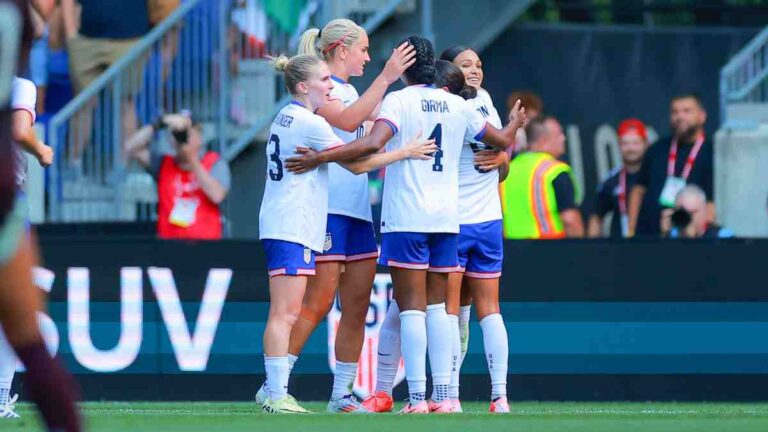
<box><xmin>17</xmin><ymin>237</ymin><xmax>768</xmax><ymax>401</ymax></box>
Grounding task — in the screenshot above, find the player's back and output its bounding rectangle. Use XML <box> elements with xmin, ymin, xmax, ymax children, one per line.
<box><xmin>377</xmin><ymin>85</ymin><xmax>487</xmax><ymax>234</ymax></box>
<box><xmin>259</xmin><ymin>101</ymin><xmax>342</xmax><ymax>252</ymax></box>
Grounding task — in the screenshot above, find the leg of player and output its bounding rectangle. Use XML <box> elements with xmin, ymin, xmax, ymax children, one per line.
<box><xmin>459</xmin><ymin>283</ymin><xmax>473</xmax><ymax>363</ymax></box>
<box><xmin>468</xmin><ymin>277</ymin><xmax>509</xmax><ymax>413</ymax></box>
<box><xmin>445</xmin><ymin>272</ymin><xmax>464</xmax><ymax>412</ymax></box>
<box><xmin>391</xmin><ymin>268</ymin><xmax>429</xmax><ymax>414</ymax></box>
<box><xmin>425</xmin><ymin>272</ymin><xmax>454</xmax><ymax>413</ymax></box>
<box><xmin>256</xmin><ymin>263</ymin><xmax>341</xmax><ymax>405</ymax></box>
<box><xmin>0</xmin><ymin>239</ymin><xmax>81</xmax><ymax>431</ymax></box>
<box><xmin>0</xmin><ymin>328</ymin><xmax>18</xmax><ymax>419</ymax></box>
<box><xmin>327</xmin><ymin>258</ymin><xmax>376</xmax><ymax>413</ymax></box>
<box><xmin>362</xmin><ymin>299</ymin><xmax>400</xmax><ymax>413</ymax></box>
<box><xmin>262</xmin><ymin>275</ymin><xmax>312</xmax><ymax>414</ymax></box>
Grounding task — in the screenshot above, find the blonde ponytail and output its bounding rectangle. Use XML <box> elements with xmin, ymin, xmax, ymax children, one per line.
<box><xmin>271</xmin><ymin>54</ymin><xmax>324</xmax><ymax>95</ymax></box>
<box><xmin>298</xmin><ymin>28</ymin><xmax>322</xmax><ymax>58</ymax></box>
<box><xmin>298</xmin><ymin>19</ymin><xmax>365</xmax><ymax>61</ymax></box>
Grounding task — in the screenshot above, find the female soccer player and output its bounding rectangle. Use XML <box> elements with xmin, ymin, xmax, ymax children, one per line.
<box><xmin>258</xmin><ymin>53</ymin><xmax>434</xmax><ymax>414</ymax></box>
<box><xmin>0</xmin><ymin>1</ymin><xmax>80</xmax><ymax>430</ymax></box>
<box><xmin>354</xmin><ymin>36</ymin><xmax>522</xmax><ymax>414</ymax></box>
<box><xmin>441</xmin><ymin>45</ymin><xmax>513</xmax><ymax>413</ymax></box>
<box><xmin>255</xmin><ymin>19</ymin><xmax>416</xmax><ymax>414</ymax></box>
<box><xmin>364</xmin><ymin>56</ymin><xmax>524</xmax><ymax>414</ymax></box>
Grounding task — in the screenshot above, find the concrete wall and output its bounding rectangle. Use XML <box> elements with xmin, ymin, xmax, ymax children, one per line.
<box><xmin>715</xmin><ymin>124</ymin><xmax>768</xmax><ymax>237</ymax></box>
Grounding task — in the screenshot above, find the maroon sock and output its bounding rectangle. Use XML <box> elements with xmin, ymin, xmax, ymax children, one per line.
<box><xmin>15</xmin><ymin>342</ymin><xmax>81</xmax><ymax>432</ymax></box>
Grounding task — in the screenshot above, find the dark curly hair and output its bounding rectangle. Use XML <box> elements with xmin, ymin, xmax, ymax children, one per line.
<box><xmin>401</xmin><ymin>36</ymin><xmax>435</xmax><ymax>85</ymax></box>
<box><xmin>439</xmin><ymin>45</ymin><xmax>471</xmax><ymax>63</ymax></box>
<box><xmin>435</xmin><ymin>60</ymin><xmax>477</xmax><ymax>100</ymax></box>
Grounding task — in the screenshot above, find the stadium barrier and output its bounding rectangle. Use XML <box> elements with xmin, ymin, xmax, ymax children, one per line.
<box><xmin>13</xmin><ymin>236</ymin><xmax>768</xmax><ymax>401</ymax></box>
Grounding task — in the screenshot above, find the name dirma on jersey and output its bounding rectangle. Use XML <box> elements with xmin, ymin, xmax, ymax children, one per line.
<box><xmin>376</xmin><ymin>85</ymin><xmax>488</xmax><ymax>234</ymax></box>
<box><xmin>259</xmin><ymin>101</ymin><xmax>343</xmax><ymax>252</ymax></box>
<box><xmin>326</xmin><ymin>75</ymin><xmax>372</xmax><ymax>222</ymax></box>
<box><xmin>458</xmin><ymin>88</ymin><xmax>503</xmax><ymax>224</ymax></box>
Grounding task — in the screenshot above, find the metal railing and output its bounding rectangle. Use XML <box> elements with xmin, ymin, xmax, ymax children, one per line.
<box><xmin>720</xmin><ymin>25</ymin><xmax>768</xmax><ymax>125</ymax></box>
<box><xmin>224</xmin><ymin>0</ymin><xmax>408</xmax><ymax>161</ymax></box>
<box><xmin>47</xmin><ymin>0</ymin><xmax>303</xmax><ymax>222</ymax></box>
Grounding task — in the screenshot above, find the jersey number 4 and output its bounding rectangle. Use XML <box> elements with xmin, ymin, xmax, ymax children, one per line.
<box><xmin>267</xmin><ymin>134</ymin><xmax>283</xmax><ymax>181</ymax></box>
<box><xmin>430</xmin><ymin>124</ymin><xmax>443</xmax><ymax>172</ymax></box>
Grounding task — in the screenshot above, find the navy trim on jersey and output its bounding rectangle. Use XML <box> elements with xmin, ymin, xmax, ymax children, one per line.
<box><xmin>290</xmin><ymin>100</ymin><xmax>306</xmax><ymax>108</ymax></box>
<box><xmin>376</xmin><ymin>118</ymin><xmax>399</xmax><ymax>135</ymax></box>
<box><xmin>330</xmin><ymin>75</ymin><xmax>347</xmax><ymax>85</ymax></box>
<box><xmin>474</xmin><ymin>123</ymin><xmax>489</xmax><ymax>141</ymax></box>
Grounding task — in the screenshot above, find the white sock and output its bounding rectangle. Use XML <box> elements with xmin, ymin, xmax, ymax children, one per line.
<box><xmin>448</xmin><ymin>314</ymin><xmax>461</xmax><ymax>399</ymax></box>
<box><xmin>0</xmin><ymin>327</ymin><xmax>16</xmax><ymax>403</ymax></box>
<box><xmin>459</xmin><ymin>305</ymin><xmax>471</xmax><ymax>364</ymax></box>
<box><xmin>331</xmin><ymin>361</ymin><xmax>357</xmax><ymax>400</ymax></box>
<box><xmin>263</xmin><ymin>353</ymin><xmax>297</xmax><ymax>393</ymax></box>
<box><xmin>399</xmin><ymin>310</ymin><xmax>427</xmax><ymax>401</ymax></box>
<box><xmin>426</xmin><ymin>303</ymin><xmax>451</xmax><ymax>402</ymax></box>
<box><xmin>480</xmin><ymin>314</ymin><xmax>508</xmax><ymax>399</ymax></box>
<box><xmin>264</xmin><ymin>356</ymin><xmax>289</xmax><ymax>400</ymax></box>
<box><xmin>375</xmin><ymin>301</ymin><xmax>401</xmax><ymax>395</ymax></box>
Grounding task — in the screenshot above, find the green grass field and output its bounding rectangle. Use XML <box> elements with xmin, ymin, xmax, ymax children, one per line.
<box><xmin>5</xmin><ymin>402</ymin><xmax>768</xmax><ymax>431</ymax></box>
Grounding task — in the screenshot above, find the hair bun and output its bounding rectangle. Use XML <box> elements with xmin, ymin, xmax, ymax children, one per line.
<box><xmin>272</xmin><ymin>55</ymin><xmax>290</xmax><ymax>72</ymax></box>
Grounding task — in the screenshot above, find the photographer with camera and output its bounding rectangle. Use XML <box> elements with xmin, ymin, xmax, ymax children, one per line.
<box><xmin>661</xmin><ymin>185</ymin><xmax>733</xmax><ymax>239</ymax></box>
<box><xmin>125</xmin><ymin>111</ymin><xmax>230</xmax><ymax>240</ymax></box>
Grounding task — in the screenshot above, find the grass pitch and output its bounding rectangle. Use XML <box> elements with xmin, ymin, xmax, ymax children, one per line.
<box><xmin>5</xmin><ymin>402</ymin><xmax>768</xmax><ymax>431</ymax></box>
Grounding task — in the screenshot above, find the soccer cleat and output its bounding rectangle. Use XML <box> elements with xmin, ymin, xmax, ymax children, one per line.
<box><xmin>452</xmin><ymin>399</ymin><xmax>463</xmax><ymax>413</ymax></box>
<box><xmin>254</xmin><ymin>382</ymin><xmax>268</xmax><ymax>405</ymax></box>
<box><xmin>262</xmin><ymin>395</ymin><xmax>312</xmax><ymax>414</ymax></box>
<box><xmin>398</xmin><ymin>400</ymin><xmax>429</xmax><ymax>414</ymax></box>
<box><xmin>427</xmin><ymin>399</ymin><xmax>456</xmax><ymax>413</ymax></box>
<box><xmin>489</xmin><ymin>396</ymin><xmax>510</xmax><ymax>413</ymax></box>
<box><xmin>361</xmin><ymin>391</ymin><xmax>394</xmax><ymax>413</ymax></box>
<box><xmin>0</xmin><ymin>394</ymin><xmax>20</xmax><ymax>419</ymax></box>
<box><xmin>327</xmin><ymin>394</ymin><xmax>370</xmax><ymax>413</ymax></box>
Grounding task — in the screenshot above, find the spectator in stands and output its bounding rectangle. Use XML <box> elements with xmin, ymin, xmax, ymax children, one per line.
<box><xmin>661</xmin><ymin>185</ymin><xmax>733</xmax><ymax>239</ymax></box>
<box><xmin>588</xmin><ymin>118</ymin><xmax>649</xmax><ymax>238</ymax></box>
<box><xmin>61</xmin><ymin>0</ymin><xmax>150</xmax><ymax>172</ymax></box>
<box><xmin>506</xmin><ymin>90</ymin><xmax>543</xmax><ymax>153</ymax></box>
<box><xmin>500</xmin><ymin>115</ymin><xmax>584</xmax><ymax>239</ymax></box>
<box><xmin>28</xmin><ymin>8</ymin><xmax>48</xmax><ymax>115</ymax></box>
<box><xmin>628</xmin><ymin>94</ymin><xmax>714</xmax><ymax>237</ymax></box>
<box><xmin>125</xmin><ymin>111</ymin><xmax>230</xmax><ymax>240</ymax></box>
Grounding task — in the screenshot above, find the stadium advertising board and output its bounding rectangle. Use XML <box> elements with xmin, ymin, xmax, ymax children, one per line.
<box><xmin>28</xmin><ymin>237</ymin><xmax>768</xmax><ymax>400</ymax></box>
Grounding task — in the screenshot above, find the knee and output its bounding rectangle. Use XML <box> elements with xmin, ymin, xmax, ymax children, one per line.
<box><xmin>474</xmin><ymin>300</ymin><xmax>500</xmax><ymax>321</ymax></box>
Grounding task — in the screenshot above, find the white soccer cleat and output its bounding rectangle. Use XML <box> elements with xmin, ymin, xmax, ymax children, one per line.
<box><xmin>327</xmin><ymin>394</ymin><xmax>370</xmax><ymax>414</ymax></box>
<box><xmin>254</xmin><ymin>381</ymin><xmax>268</xmax><ymax>405</ymax></box>
<box><xmin>0</xmin><ymin>394</ymin><xmax>20</xmax><ymax>419</ymax></box>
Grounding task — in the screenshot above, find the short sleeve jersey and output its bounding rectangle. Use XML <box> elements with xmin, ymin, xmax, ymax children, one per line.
<box><xmin>458</xmin><ymin>88</ymin><xmax>503</xmax><ymax>224</ymax></box>
<box><xmin>258</xmin><ymin>101</ymin><xmax>343</xmax><ymax>252</ymax></box>
<box><xmin>11</xmin><ymin>77</ymin><xmax>36</xmax><ymax>187</ymax></box>
<box><xmin>326</xmin><ymin>75</ymin><xmax>372</xmax><ymax>222</ymax></box>
<box><xmin>375</xmin><ymin>85</ymin><xmax>487</xmax><ymax>233</ymax></box>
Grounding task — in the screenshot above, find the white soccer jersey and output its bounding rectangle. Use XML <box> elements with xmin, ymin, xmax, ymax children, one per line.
<box><xmin>458</xmin><ymin>88</ymin><xmax>504</xmax><ymax>224</ymax></box>
<box><xmin>376</xmin><ymin>85</ymin><xmax>487</xmax><ymax>233</ymax></box>
<box><xmin>327</xmin><ymin>75</ymin><xmax>372</xmax><ymax>222</ymax></box>
<box><xmin>259</xmin><ymin>101</ymin><xmax>343</xmax><ymax>252</ymax></box>
<box><xmin>11</xmin><ymin>77</ymin><xmax>36</xmax><ymax>187</ymax></box>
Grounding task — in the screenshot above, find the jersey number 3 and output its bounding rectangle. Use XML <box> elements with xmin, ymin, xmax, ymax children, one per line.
<box><xmin>268</xmin><ymin>134</ymin><xmax>283</xmax><ymax>181</ymax></box>
<box><xmin>430</xmin><ymin>124</ymin><xmax>443</xmax><ymax>172</ymax></box>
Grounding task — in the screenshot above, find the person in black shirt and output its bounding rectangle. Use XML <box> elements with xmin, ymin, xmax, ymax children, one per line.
<box><xmin>588</xmin><ymin>118</ymin><xmax>649</xmax><ymax>238</ymax></box>
<box><xmin>628</xmin><ymin>94</ymin><xmax>714</xmax><ymax>236</ymax></box>
<box><xmin>661</xmin><ymin>185</ymin><xmax>733</xmax><ymax>239</ymax></box>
